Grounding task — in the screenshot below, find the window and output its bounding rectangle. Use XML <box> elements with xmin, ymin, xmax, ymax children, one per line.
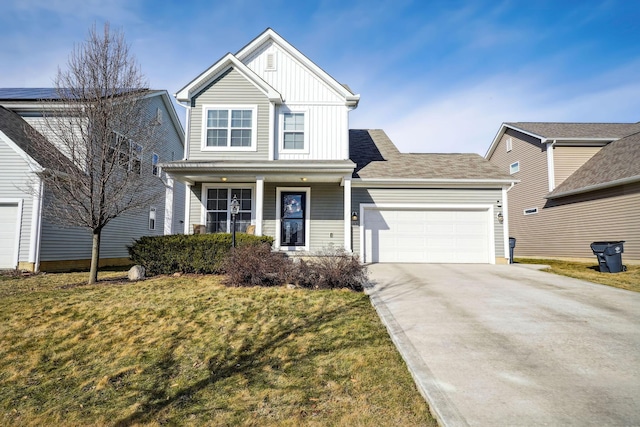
<box><xmin>510</xmin><ymin>161</ymin><xmax>520</xmax><ymax>174</ymax></box>
<box><xmin>283</xmin><ymin>113</ymin><xmax>305</xmax><ymax>150</ymax></box>
<box><xmin>152</xmin><ymin>153</ymin><xmax>160</xmax><ymax>176</ymax></box>
<box><xmin>110</xmin><ymin>132</ymin><xmax>142</xmax><ymax>174</ymax></box>
<box><xmin>149</xmin><ymin>207</ymin><xmax>156</xmax><ymax>230</ymax></box>
<box><xmin>506</xmin><ymin>137</ymin><xmax>513</xmax><ymax>152</ymax></box>
<box><xmin>131</xmin><ymin>143</ymin><xmax>143</xmax><ymax>174</ymax></box>
<box><xmin>523</xmin><ymin>207</ymin><xmax>538</xmax><ymax>215</ymax></box>
<box><xmin>203</xmin><ymin>106</ymin><xmax>256</xmax><ymax>150</ymax></box>
<box><xmin>205</xmin><ymin>188</ymin><xmax>252</xmax><ymax>233</ymax></box>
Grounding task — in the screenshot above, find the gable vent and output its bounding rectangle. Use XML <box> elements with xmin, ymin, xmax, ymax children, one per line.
<box><xmin>266</xmin><ymin>52</ymin><xmax>276</xmax><ymax>71</ymax></box>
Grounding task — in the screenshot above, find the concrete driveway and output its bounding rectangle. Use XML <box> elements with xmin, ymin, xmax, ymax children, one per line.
<box><xmin>366</xmin><ymin>263</ymin><xmax>640</xmax><ymax>427</ymax></box>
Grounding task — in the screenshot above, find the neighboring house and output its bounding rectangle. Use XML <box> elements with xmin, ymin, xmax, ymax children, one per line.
<box><xmin>162</xmin><ymin>28</ymin><xmax>516</xmax><ymax>264</ymax></box>
<box><xmin>0</xmin><ymin>89</ymin><xmax>185</xmax><ymax>271</ymax></box>
<box><xmin>486</xmin><ymin>122</ymin><xmax>640</xmax><ymax>261</ymax></box>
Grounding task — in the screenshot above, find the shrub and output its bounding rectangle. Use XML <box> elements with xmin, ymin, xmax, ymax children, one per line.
<box><xmin>222</xmin><ymin>243</ymin><xmax>294</xmax><ymax>287</ymax></box>
<box><xmin>295</xmin><ymin>248</ymin><xmax>368</xmax><ymax>291</ymax></box>
<box><xmin>128</xmin><ymin>233</ymin><xmax>273</xmax><ymax>275</ymax></box>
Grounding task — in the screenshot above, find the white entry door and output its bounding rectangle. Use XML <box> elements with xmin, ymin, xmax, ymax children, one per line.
<box><xmin>363</xmin><ymin>208</ymin><xmax>492</xmax><ymax>263</ymax></box>
<box><xmin>0</xmin><ymin>203</ymin><xmax>20</xmax><ymax>269</ymax></box>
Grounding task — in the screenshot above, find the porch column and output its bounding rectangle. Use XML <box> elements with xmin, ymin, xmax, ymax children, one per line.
<box><xmin>343</xmin><ymin>175</ymin><xmax>352</xmax><ymax>252</ymax></box>
<box><xmin>184</xmin><ymin>182</ymin><xmax>192</xmax><ymax>234</ymax></box>
<box><xmin>256</xmin><ymin>176</ymin><xmax>264</xmax><ymax>236</ymax></box>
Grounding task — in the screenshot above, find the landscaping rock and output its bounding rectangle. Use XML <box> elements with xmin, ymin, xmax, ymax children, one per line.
<box><xmin>128</xmin><ymin>265</ymin><xmax>146</xmax><ymax>281</ymax></box>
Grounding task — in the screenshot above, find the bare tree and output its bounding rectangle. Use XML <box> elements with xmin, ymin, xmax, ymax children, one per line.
<box><xmin>31</xmin><ymin>23</ymin><xmax>160</xmax><ymax>284</ymax></box>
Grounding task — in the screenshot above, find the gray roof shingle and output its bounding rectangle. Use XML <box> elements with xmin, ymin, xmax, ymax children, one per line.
<box><xmin>548</xmin><ymin>131</ymin><xmax>640</xmax><ymax>198</ymax></box>
<box><xmin>506</xmin><ymin>122</ymin><xmax>640</xmax><ymax>140</ymax></box>
<box><xmin>350</xmin><ymin>129</ymin><xmax>513</xmax><ymax>181</ymax></box>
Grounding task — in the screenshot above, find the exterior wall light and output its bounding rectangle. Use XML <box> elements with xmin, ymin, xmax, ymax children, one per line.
<box><xmin>497</xmin><ymin>212</ymin><xmax>504</xmax><ymax>224</ymax></box>
<box><xmin>351</xmin><ymin>211</ymin><xmax>358</xmax><ymax>221</ymax></box>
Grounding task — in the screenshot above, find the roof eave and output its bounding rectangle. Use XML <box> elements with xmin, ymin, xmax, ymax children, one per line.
<box><xmin>235</xmin><ymin>28</ymin><xmax>358</xmax><ymax>105</ymax></box>
<box><xmin>546</xmin><ymin>175</ymin><xmax>640</xmax><ymax>199</ymax></box>
<box><xmin>174</xmin><ymin>54</ymin><xmax>283</xmax><ymax>104</ymax></box>
<box><xmin>352</xmin><ymin>178</ymin><xmax>518</xmax><ymax>188</ymax></box>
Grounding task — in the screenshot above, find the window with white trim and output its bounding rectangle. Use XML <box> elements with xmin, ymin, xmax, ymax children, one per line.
<box><xmin>203</xmin><ymin>106</ymin><xmax>256</xmax><ymax>150</ymax></box>
<box><xmin>205</xmin><ymin>188</ymin><xmax>252</xmax><ymax>233</ymax></box>
<box><xmin>109</xmin><ymin>132</ymin><xmax>142</xmax><ymax>174</ymax></box>
<box><xmin>283</xmin><ymin>113</ymin><xmax>305</xmax><ymax>150</ymax></box>
<box><xmin>510</xmin><ymin>161</ymin><xmax>520</xmax><ymax>174</ymax></box>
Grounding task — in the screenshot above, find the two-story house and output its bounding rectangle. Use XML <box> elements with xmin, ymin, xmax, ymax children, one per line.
<box><xmin>486</xmin><ymin>122</ymin><xmax>640</xmax><ymax>261</ymax></box>
<box><xmin>163</xmin><ymin>29</ymin><xmax>516</xmax><ymax>264</ymax></box>
<box><xmin>0</xmin><ymin>89</ymin><xmax>185</xmax><ymax>271</ymax></box>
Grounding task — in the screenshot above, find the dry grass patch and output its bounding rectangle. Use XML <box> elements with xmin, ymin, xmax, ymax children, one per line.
<box><xmin>517</xmin><ymin>258</ymin><xmax>640</xmax><ymax>293</ymax></box>
<box><xmin>0</xmin><ymin>272</ymin><xmax>435</xmax><ymax>426</ymax></box>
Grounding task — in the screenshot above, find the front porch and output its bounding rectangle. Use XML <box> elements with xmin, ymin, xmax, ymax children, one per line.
<box><xmin>160</xmin><ymin>160</ymin><xmax>356</xmax><ymax>253</ymax></box>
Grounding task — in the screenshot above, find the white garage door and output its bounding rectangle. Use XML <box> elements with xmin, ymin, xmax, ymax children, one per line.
<box><xmin>363</xmin><ymin>208</ymin><xmax>491</xmax><ymax>263</ymax></box>
<box><xmin>0</xmin><ymin>203</ymin><xmax>20</xmax><ymax>269</ymax></box>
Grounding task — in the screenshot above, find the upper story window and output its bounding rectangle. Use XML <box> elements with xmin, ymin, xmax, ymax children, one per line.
<box><xmin>202</xmin><ymin>105</ymin><xmax>257</xmax><ymax>151</ymax></box>
<box><xmin>510</xmin><ymin>161</ymin><xmax>520</xmax><ymax>174</ymax></box>
<box><xmin>110</xmin><ymin>132</ymin><xmax>142</xmax><ymax>174</ymax></box>
<box><xmin>280</xmin><ymin>110</ymin><xmax>309</xmax><ymax>153</ymax></box>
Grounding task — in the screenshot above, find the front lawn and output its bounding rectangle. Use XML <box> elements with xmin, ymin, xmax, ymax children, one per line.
<box><xmin>0</xmin><ymin>272</ymin><xmax>435</xmax><ymax>426</ymax></box>
<box><xmin>516</xmin><ymin>258</ymin><xmax>640</xmax><ymax>293</ymax></box>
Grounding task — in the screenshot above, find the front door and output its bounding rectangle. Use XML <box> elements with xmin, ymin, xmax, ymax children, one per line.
<box><xmin>281</xmin><ymin>191</ymin><xmax>306</xmax><ymax>246</ymax></box>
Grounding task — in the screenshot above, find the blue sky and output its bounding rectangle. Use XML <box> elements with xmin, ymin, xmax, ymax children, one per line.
<box><xmin>2</xmin><ymin>0</ymin><xmax>639</xmax><ymax>154</ymax></box>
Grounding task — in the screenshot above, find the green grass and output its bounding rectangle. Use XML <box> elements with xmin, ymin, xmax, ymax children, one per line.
<box><xmin>516</xmin><ymin>258</ymin><xmax>640</xmax><ymax>293</ymax></box>
<box><xmin>0</xmin><ymin>272</ymin><xmax>435</xmax><ymax>426</ymax></box>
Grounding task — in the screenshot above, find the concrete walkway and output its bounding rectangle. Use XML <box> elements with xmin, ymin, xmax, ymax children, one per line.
<box><xmin>366</xmin><ymin>263</ymin><xmax>640</xmax><ymax>427</ymax></box>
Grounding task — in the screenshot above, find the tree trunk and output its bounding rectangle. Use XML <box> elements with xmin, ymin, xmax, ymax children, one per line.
<box><xmin>89</xmin><ymin>229</ymin><xmax>101</xmax><ymax>284</ymax></box>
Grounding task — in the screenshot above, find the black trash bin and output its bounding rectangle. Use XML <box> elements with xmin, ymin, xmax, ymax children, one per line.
<box><xmin>590</xmin><ymin>241</ymin><xmax>626</xmax><ymax>273</ymax></box>
<box><xmin>508</xmin><ymin>237</ymin><xmax>516</xmax><ymax>264</ymax></box>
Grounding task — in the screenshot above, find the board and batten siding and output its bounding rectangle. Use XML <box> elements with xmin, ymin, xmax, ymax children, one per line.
<box><xmin>244</xmin><ymin>42</ymin><xmax>350</xmax><ymax>161</ymax></box>
<box><xmin>244</xmin><ymin>42</ymin><xmax>345</xmax><ymax>104</ymax></box>
<box><xmin>351</xmin><ymin>187</ymin><xmax>505</xmax><ymax>258</ymax></box>
<box><xmin>0</xmin><ymin>139</ymin><xmax>34</xmax><ymax>264</ymax></box>
<box><xmin>274</xmin><ymin>104</ymin><xmax>348</xmax><ymax>160</ymax></box>
<box><xmin>553</xmin><ymin>145</ymin><xmax>602</xmax><ymax>187</ymax></box>
<box><xmin>189</xmin><ymin>68</ymin><xmax>270</xmax><ymax>161</ymax></box>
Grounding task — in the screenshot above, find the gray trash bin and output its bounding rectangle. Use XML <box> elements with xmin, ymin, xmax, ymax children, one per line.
<box><xmin>590</xmin><ymin>241</ymin><xmax>626</xmax><ymax>273</ymax></box>
<box><xmin>508</xmin><ymin>237</ymin><xmax>516</xmax><ymax>264</ymax></box>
